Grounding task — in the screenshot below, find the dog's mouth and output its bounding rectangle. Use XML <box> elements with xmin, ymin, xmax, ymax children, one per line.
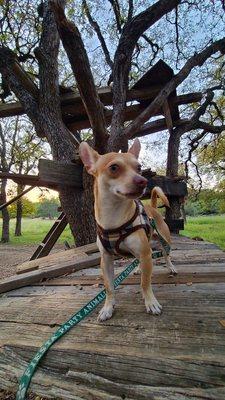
<box><xmin>116</xmin><ymin>189</ymin><xmax>144</xmax><ymax>199</ymax></box>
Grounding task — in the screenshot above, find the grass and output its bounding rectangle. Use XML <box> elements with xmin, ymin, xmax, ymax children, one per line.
<box><xmin>0</xmin><ymin>218</ymin><xmax>72</xmax><ymax>246</ymax></box>
<box><xmin>182</xmin><ymin>214</ymin><xmax>225</xmax><ymax>251</ymax></box>
<box><xmin>0</xmin><ymin>215</ymin><xmax>225</xmax><ymax>251</ymax></box>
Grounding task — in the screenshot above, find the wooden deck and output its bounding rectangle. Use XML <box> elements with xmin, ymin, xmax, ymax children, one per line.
<box><xmin>0</xmin><ymin>235</ymin><xmax>225</xmax><ymax>399</ymax></box>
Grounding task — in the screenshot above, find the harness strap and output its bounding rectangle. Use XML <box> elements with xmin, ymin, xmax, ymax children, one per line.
<box><xmin>114</xmin><ymin>224</ymin><xmax>150</xmax><ymax>256</ymax></box>
<box><xmin>97</xmin><ymin>201</ymin><xmax>139</xmax><ymax>235</ymax></box>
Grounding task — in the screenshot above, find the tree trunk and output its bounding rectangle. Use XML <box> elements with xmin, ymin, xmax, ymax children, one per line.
<box><xmin>166</xmin><ymin>130</ymin><xmax>182</xmax><ymax>226</ymax></box>
<box><xmin>14</xmin><ymin>184</ymin><xmax>24</xmax><ymax>236</ymax></box>
<box><xmin>59</xmin><ymin>171</ymin><xmax>96</xmax><ymax>247</ymax></box>
<box><xmin>0</xmin><ymin>179</ymin><xmax>10</xmax><ymax>243</ymax></box>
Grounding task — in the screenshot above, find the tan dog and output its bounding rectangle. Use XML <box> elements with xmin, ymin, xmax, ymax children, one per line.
<box><xmin>79</xmin><ymin>138</ymin><xmax>176</xmax><ymax>322</ymax></box>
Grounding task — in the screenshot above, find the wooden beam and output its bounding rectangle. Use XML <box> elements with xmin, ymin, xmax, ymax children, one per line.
<box><xmin>0</xmin><ymin>88</ymin><xmax>202</xmax><ymax>119</ymax></box>
<box><xmin>38</xmin><ymin>159</ymin><xmax>83</xmax><ymax>188</ymax></box>
<box><xmin>12</xmin><ymin>61</ymin><xmax>39</xmax><ymax>98</ymax></box>
<box><xmin>41</xmin><ymin>266</ymin><xmax>225</xmax><ymax>286</ymax></box>
<box><xmin>29</xmin><ymin>212</ymin><xmax>68</xmax><ymax>260</ymax></box>
<box><xmin>0</xmin><ymin>253</ymin><xmax>101</xmax><ymax>294</ymax></box>
<box><xmin>162</xmin><ymin>99</ymin><xmax>173</xmax><ymax>131</ymax></box>
<box><xmin>17</xmin><ymin>242</ymin><xmax>99</xmax><ymax>274</ymax></box>
<box><xmin>0</xmin><ymin>163</ymin><xmax>187</xmax><ymax>198</ymax></box>
<box><xmin>0</xmin><ymin>172</ymin><xmax>40</xmax><ymax>186</ymax></box>
<box><xmin>134</xmin><ymin>118</ymin><xmax>189</xmax><ymax>138</ymax></box>
<box><xmin>142</xmin><ymin>172</ymin><xmax>188</xmax><ymax>197</ymax></box>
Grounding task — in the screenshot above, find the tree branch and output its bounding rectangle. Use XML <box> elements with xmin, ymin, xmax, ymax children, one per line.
<box><xmin>109</xmin><ymin>0</ymin><xmax>182</xmax><ymax>151</ymax></box>
<box><xmin>50</xmin><ymin>0</ymin><xmax>108</xmax><ymax>153</ymax></box>
<box><xmin>127</xmin><ymin>0</ymin><xmax>134</xmax><ymax>23</ymax></box>
<box><xmin>0</xmin><ymin>47</ymin><xmax>40</xmax><ymax>127</ymax></box>
<box><xmin>35</xmin><ymin>1</ymin><xmax>62</xmax><ymax>116</ymax></box>
<box><xmin>82</xmin><ymin>0</ymin><xmax>113</xmax><ymax>69</ymax></box>
<box><xmin>123</xmin><ymin>37</ymin><xmax>225</xmax><ymax>139</ymax></box>
<box><xmin>108</xmin><ymin>0</ymin><xmax>122</xmax><ymax>33</ymax></box>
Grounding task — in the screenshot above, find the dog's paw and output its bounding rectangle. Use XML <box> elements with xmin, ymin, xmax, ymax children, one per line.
<box><xmin>145</xmin><ymin>296</ymin><xmax>162</xmax><ymax>315</ymax></box>
<box><xmin>169</xmin><ymin>263</ymin><xmax>178</xmax><ymax>275</ymax></box>
<box><xmin>98</xmin><ymin>305</ymin><xmax>114</xmax><ymax>322</ymax></box>
<box><xmin>134</xmin><ymin>265</ymin><xmax>141</xmax><ymax>275</ymax></box>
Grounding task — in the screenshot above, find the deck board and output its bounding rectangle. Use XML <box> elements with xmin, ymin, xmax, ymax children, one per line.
<box><xmin>0</xmin><ymin>235</ymin><xmax>225</xmax><ymax>399</ymax></box>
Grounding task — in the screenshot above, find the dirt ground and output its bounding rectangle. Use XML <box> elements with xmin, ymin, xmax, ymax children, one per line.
<box><xmin>0</xmin><ymin>243</ymin><xmax>64</xmax><ymax>280</ymax></box>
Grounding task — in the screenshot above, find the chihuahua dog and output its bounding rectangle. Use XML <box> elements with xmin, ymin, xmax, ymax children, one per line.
<box><xmin>79</xmin><ymin>138</ymin><xmax>176</xmax><ymax>322</ymax></box>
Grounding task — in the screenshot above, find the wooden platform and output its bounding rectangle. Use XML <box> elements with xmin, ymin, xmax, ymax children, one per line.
<box><xmin>0</xmin><ymin>235</ymin><xmax>225</xmax><ymax>399</ymax></box>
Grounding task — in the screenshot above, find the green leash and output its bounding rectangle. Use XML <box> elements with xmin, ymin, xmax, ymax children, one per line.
<box><xmin>16</xmin><ymin>250</ymin><xmax>164</xmax><ymax>400</ymax></box>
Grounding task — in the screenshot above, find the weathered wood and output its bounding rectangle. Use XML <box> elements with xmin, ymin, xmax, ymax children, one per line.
<box><xmin>12</xmin><ymin>61</ymin><xmax>39</xmax><ymax>98</ymax></box>
<box><xmin>0</xmin><ymin>83</ymin><xmax>202</xmax><ymax>119</ymax></box>
<box><xmin>29</xmin><ymin>212</ymin><xmax>68</xmax><ymax>260</ymax></box>
<box><xmin>142</xmin><ymin>173</ymin><xmax>188</xmax><ymax>197</ymax></box>
<box><xmin>0</xmin><ymin>253</ymin><xmax>101</xmax><ymax>293</ymax></box>
<box><xmin>162</xmin><ymin>99</ymin><xmax>173</xmax><ymax>131</ymax></box>
<box><xmin>38</xmin><ymin>159</ymin><xmax>83</xmax><ymax>188</ymax></box>
<box><xmin>43</xmin><ymin>264</ymin><xmax>225</xmax><ymax>286</ymax></box>
<box><xmin>17</xmin><ymin>242</ymin><xmax>98</xmax><ymax>274</ymax></box>
<box><xmin>1</xmin><ymin>235</ymin><xmax>225</xmax><ymax>399</ymax></box>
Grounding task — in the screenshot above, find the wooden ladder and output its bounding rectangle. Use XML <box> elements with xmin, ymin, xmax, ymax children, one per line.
<box><xmin>30</xmin><ymin>212</ymin><xmax>68</xmax><ymax>260</ymax></box>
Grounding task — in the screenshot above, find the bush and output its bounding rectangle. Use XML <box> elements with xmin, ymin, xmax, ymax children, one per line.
<box><xmin>36</xmin><ymin>197</ymin><xmax>60</xmax><ymax>219</ymax></box>
<box><xmin>8</xmin><ymin>198</ymin><xmax>37</xmax><ymax>218</ymax></box>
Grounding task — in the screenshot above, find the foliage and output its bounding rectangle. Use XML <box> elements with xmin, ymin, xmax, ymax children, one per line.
<box><xmin>185</xmin><ymin>188</ymin><xmax>225</xmax><ymax>216</ymax></box>
<box><xmin>197</xmin><ymin>133</ymin><xmax>225</xmax><ymax>177</ymax></box>
<box><xmin>8</xmin><ymin>197</ymin><xmax>36</xmax><ymax>218</ymax></box>
<box><xmin>36</xmin><ymin>197</ymin><xmax>60</xmax><ymax>219</ymax></box>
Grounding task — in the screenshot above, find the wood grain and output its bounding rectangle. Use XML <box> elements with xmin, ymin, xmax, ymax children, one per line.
<box><xmin>0</xmin><ymin>235</ymin><xmax>225</xmax><ymax>399</ymax></box>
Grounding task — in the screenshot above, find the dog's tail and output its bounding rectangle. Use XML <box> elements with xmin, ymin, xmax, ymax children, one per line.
<box><xmin>151</xmin><ymin>186</ymin><xmax>170</xmax><ymax>208</ymax></box>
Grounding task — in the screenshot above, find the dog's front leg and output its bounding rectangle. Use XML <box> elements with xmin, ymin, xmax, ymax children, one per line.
<box><xmin>140</xmin><ymin>252</ymin><xmax>162</xmax><ymax>315</ymax></box>
<box><xmin>98</xmin><ymin>251</ymin><xmax>115</xmax><ymax>322</ymax></box>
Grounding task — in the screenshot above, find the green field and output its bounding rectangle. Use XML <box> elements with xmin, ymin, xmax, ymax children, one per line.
<box><xmin>0</xmin><ymin>215</ymin><xmax>225</xmax><ymax>250</ymax></box>
<box><xmin>182</xmin><ymin>214</ymin><xmax>225</xmax><ymax>250</ymax></box>
<box><xmin>0</xmin><ymin>218</ymin><xmax>72</xmax><ymax>246</ymax></box>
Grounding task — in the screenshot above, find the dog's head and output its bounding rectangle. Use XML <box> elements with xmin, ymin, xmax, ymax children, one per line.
<box><xmin>79</xmin><ymin>139</ymin><xmax>147</xmax><ymax>199</ymax></box>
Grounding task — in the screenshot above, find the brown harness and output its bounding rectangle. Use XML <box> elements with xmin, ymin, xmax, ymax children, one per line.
<box><xmin>97</xmin><ymin>200</ymin><xmax>152</xmax><ymax>256</ymax></box>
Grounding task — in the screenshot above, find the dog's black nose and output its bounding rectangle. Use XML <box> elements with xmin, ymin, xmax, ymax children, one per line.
<box><xmin>133</xmin><ymin>175</ymin><xmax>147</xmax><ymax>187</ymax></box>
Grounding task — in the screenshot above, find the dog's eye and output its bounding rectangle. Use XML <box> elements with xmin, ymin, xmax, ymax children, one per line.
<box><xmin>109</xmin><ymin>164</ymin><xmax>119</xmax><ymax>173</ymax></box>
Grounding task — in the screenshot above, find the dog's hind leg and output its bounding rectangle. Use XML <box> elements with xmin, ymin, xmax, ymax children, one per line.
<box><xmin>161</xmin><ymin>248</ymin><xmax>177</xmax><ymax>275</ymax></box>
<box><xmin>98</xmin><ymin>250</ymin><xmax>115</xmax><ymax>322</ymax></box>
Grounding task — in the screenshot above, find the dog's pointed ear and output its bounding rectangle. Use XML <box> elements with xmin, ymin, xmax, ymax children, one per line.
<box><xmin>128</xmin><ymin>138</ymin><xmax>141</xmax><ymax>159</ymax></box>
<box><xmin>79</xmin><ymin>142</ymin><xmax>99</xmax><ymax>175</ymax></box>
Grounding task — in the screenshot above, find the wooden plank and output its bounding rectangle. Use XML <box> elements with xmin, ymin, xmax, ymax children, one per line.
<box><xmin>0</xmin><ymin>171</ymin><xmax>58</xmax><ymax>189</ymax></box>
<box><xmin>1</xmin><ymin>346</ymin><xmax>225</xmax><ymax>400</ymax></box>
<box><xmin>162</xmin><ymin>99</ymin><xmax>174</xmax><ymax>131</ymax></box>
<box><xmin>142</xmin><ymin>174</ymin><xmax>188</xmax><ymax>197</ymax></box>
<box><xmin>17</xmin><ymin>250</ymin><xmax>87</xmax><ymax>274</ymax></box>
<box><xmin>134</xmin><ymin>118</ymin><xmax>188</xmax><ymax>138</ymax></box>
<box><xmin>38</xmin><ymin>159</ymin><xmax>187</xmax><ymax>195</ymax></box>
<box><xmin>1</xmin><ymin>234</ymin><xmax>225</xmax><ymax>399</ymax></box>
<box><xmin>1</xmin><ymin>279</ymin><xmax>225</xmax><ymax>398</ymax></box>
<box><xmin>38</xmin><ymin>159</ymin><xmax>83</xmax><ymax>188</ymax></box>
<box><xmin>29</xmin><ymin>212</ymin><xmax>68</xmax><ymax>260</ymax></box>
<box><xmin>12</xmin><ymin>61</ymin><xmax>39</xmax><ymax>98</ymax></box>
<box><xmin>38</xmin><ymin>264</ymin><xmax>225</xmax><ymax>286</ymax></box>
<box><xmin>0</xmin><ymin>253</ymin><xmax>101</xmax><ymax>293</ymax></box>
<box><xmin>17</xmin><ymin>242</ymin><xmax>98</xmax><ymax>274</ymax></box>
